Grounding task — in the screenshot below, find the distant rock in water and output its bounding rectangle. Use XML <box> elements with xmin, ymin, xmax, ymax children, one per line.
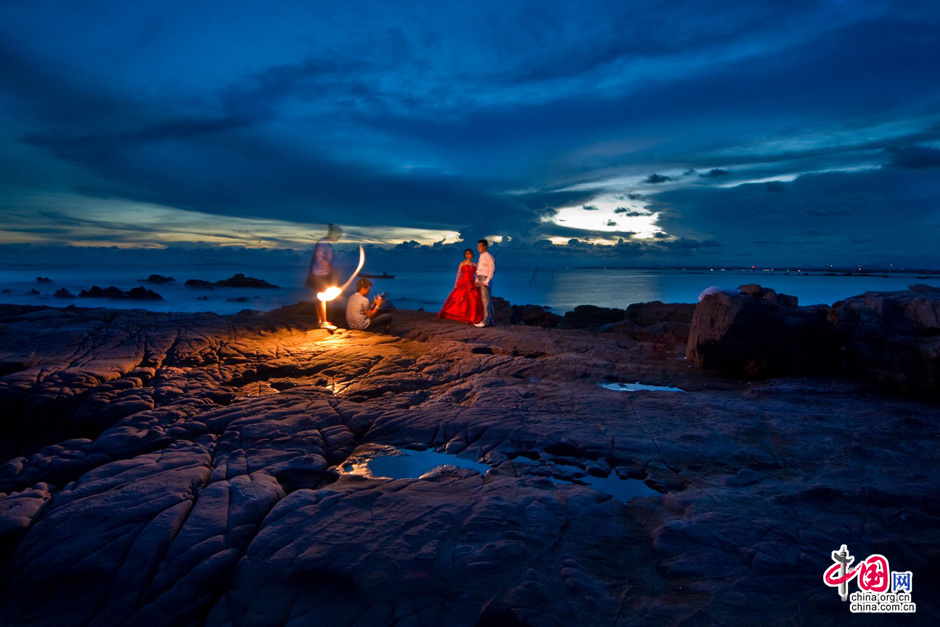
<box><xmin>126</xmin><ymin>287</ymin><xmax>162</xmax><ymax>300</ymax></box>
<box><xmin>36</xmin><ymin>277</ymin><xmax>53</xmax><ymax>283</ymax></box>
<box><xmin>214</xmin><ymin>273</ymin><xmax>280</xmax><ymax>288</ymax></box>
<box><xmin>80</xmin><ymin>286</ymin><xmax>125</xmax><ymax>299</ymax></box>
<box><xmin>184</xmin><ymin>279</ymin><xmax>213</xmax><ymax>288</ymax></box>
<box><xmin>79</xmin><ymin>285</ymin><xmax>162</xmax><ymax>300</ymax></box>
<box><xmin>27</xmin><ymin>289</ymin><xmax>40</xmax><ymax>295</ymax></box>
<box><xmin>226</xmin><ymin>296</ymin><xmax>260</xmax><ymax>303</ymax></box>
<box><xmin>54</xmin><ymin>288</ymin><xmax>76</xmax><ymax>299</ymax></box>
<box><xmin>1</xmin><ymin>289</ymin><xmax>10</xmax><ymax>294</ymax></box>
<box><xmin>141</xmin><ymin>274</ymin><xmax>175</xmax><ymax>284</ymax></box>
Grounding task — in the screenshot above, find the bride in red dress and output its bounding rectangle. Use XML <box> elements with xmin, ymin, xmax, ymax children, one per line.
<box><xmin>437</xmin><ymin>248</ymin><xmax>484</xmax><ymax>324</ymax></box>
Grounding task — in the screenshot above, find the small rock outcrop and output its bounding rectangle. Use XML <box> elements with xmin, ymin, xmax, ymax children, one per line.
<box><xmin>562</xmin><ymin>304</ymin><xmax>626</xmax><ymax>328</ymax></box>
<box><xmin>510</xmin><ymin>303</ymin><xmax>559</xmax><ymax>327</ymax></box>
<box><xmin>505</xmin><ymin>301</ymin><xmax>695</xmax><ymax>346</ymax></box>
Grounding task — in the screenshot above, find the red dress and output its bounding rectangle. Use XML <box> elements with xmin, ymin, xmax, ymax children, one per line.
<box><xmin>438</xmin><ymin>263</ymin><xmax>484</xmax><ymax>324</ymax></box>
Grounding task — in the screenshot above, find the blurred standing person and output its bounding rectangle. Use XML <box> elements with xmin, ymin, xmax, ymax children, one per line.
<box><xmin>307</xmin><ymin>223</ymin><xmax>342</xmax><ymax>330</ymax></box>
<box><xmin>474</xmin><ymin>238</ymin><xmax>495</xmax><ymax>327</ymax></box>
<box><xmin>437</xmin><ymin>248</ymin><xmax>484</xmax><ymax>324</ymax></box>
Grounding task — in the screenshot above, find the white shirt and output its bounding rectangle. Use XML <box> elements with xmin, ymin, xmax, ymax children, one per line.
<box><xmin>345</xmin><ymin>292</ymin><xmax>370</xmax><ymax>329</ymax></box>
<box><xmin>477</xmin><ymin>251</ymin><xmax>495</xmax><ymax>286</ymax></box>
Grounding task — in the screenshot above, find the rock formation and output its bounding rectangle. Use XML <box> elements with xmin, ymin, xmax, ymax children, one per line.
<box><xmin>686</xmin><ymin>283</ymin><xmax>940</xmax><ymax>390</ymax></box>
<box><xmin>142</xmin><ymin>274</ymin><xmax>176</xmax><ymax>284</ymax></box>
<box><xmin>836</xmin><ymin>285</ymin><xmax>940</xmax><ymax>388</ymax></box>
<box><xmin>214</xmin><ymin>273</ymin><xmax>280</xmax><ymax>289</ymax></box>
<box><xmin>686</xmin><ymin>286</ymin><xmax>837</xmax><ymax>377</ymax></box>
<box><xmin>0</xmin><ymin>302</ymin><xmax>937</xmax><ymax>625</ymax></box>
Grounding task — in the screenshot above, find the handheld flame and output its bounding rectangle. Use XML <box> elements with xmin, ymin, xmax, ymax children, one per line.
<box><xmin>317</xmin><ymin>245</ymin><xmax>365</xmax><ymax>302</ymax></box>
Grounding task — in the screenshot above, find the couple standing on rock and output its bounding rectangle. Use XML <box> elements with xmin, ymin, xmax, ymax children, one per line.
<box><xmin>437</xmin><ymin>239</ymin><xmax>495</xmax><ymax>327</ymax></box>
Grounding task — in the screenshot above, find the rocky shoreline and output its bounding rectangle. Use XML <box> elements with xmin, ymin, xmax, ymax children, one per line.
<box><xmin>0</xmin><ymin>287</ymin><xmax>938</xmax><ymax>625</ymax></box>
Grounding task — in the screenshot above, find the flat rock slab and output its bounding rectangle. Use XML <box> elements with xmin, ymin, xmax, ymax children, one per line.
<box><xmin>0</xmin><ymin>303</ymin><xmax>937</xmax><ymax>625</ymax></box>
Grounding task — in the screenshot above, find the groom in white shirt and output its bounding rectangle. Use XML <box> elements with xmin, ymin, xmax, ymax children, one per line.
<box><xmin>474</xmin><ymin>238</ymin><xmax>495</xmax><ymax>327</ymax></box>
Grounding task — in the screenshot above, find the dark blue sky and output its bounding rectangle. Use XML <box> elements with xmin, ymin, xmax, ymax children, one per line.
<box><xmin>1</xmin><ymin>0</ymin><xmax>939</xmax><ymax>268</ymax></box>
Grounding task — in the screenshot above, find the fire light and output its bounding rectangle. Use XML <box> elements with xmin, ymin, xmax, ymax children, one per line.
<box><xmin>316</xmin><ymin>245</ymin><xmax>366</xmax><ymax>302</ymax></box>
<box><xmin>317</xmin><ymin>286</ymin><xmax>341</xmax><ymax>301</ymax></box>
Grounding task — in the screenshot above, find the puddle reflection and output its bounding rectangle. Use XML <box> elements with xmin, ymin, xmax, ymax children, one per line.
<box><xmin>339</xmin><ymin>446</ymin><xmax>491</xmax><ymax>479</ymax></box>
<box><xmin>339</xmin><ymin>446</ymin><xmax>661</xmax><ymax>502</ymax></box>
<box><xmin>599</xmin><ymin>382</ymin><xmax>684</xmax><ymax>393</ymax></box>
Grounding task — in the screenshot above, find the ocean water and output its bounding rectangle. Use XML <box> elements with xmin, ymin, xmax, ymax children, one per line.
<box><xmin>0</xmin><ymin>262</ymin><xmax>935</xmax><ymax>316</ymax></box>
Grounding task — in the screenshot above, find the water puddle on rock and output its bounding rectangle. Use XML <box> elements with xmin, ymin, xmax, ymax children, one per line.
<box><xmin>338</xmin><ymin>444</ymin><xmax>491</xmax><ymax>479</ymax></box>
<box><xmin>566</xmin><ymin>473</ymin><xmax>661</xmax><ymax>501</ymax></box>
<box><xmin>599</xmin><ymin>382</ymin><xmax>684</xmax><ymax>393</ymax></box>
<box><xmin>339</xmin><ymin>445</ymin><xmax>661</xmax><ymax>503</ymax></box>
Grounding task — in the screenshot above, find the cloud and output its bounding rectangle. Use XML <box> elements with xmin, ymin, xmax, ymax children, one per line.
<box><xmin>1</xmin><ymin>0</ymin><xmax>939</xmax><ymax>269</ymax></box>
<box><xmin>700</xmin><ymin>168</ymin><xmax>731</xmax><ymax>178</ymax></box>
<box><xmin>655</xmin><ymin>237</ymin><xmax>722</xmax><ymax>250</ymax></box>
<box><xmin>614</xmin><ymin>207</ymin><xmax>649</xmax><ymax>216</ymax></box>
<box><xmin>652</xmin><ymin>166</ymin><xmax>940</xmax><ymax>266</ymax></box>
<box><xmin>885</xmin><ymin>145</ymin><xmax>940</xmax><ymax>169</ymax></box>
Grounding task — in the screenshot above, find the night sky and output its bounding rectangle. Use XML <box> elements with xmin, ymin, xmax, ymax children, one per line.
<box><xmin>1</xmin><ymin>0</ymin><xmax>939</xmax><ymax>268</ymax></box>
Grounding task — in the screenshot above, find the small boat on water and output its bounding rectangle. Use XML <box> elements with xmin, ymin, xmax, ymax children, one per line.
<box><xmin>360</xmin><ymin>272</ymin><xmax>396</xmax><ymax>279</ymax></box>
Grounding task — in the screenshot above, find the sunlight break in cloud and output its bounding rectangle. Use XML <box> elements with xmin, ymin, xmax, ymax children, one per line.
<box><xmin>0</xmin><ymin>193</ymin><xmax>460</xmax><ymax>249</ymax></box>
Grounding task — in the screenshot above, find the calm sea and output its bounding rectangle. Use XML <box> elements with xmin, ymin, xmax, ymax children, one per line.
<box><xmin>0</xmin><ymin>263</ymin><xmax>935</xmax><ymax>316</ymax></box>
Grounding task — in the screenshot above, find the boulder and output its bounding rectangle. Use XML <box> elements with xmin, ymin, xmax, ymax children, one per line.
<box><xmin>686</xmin><ymin>287</ymin><xmax>838</xmax><ymax>377</ymax></box>
<box><xmin>835</xmin><ymin>286</ymin><xmax>940</xmax><ymax>389</ymax></box>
